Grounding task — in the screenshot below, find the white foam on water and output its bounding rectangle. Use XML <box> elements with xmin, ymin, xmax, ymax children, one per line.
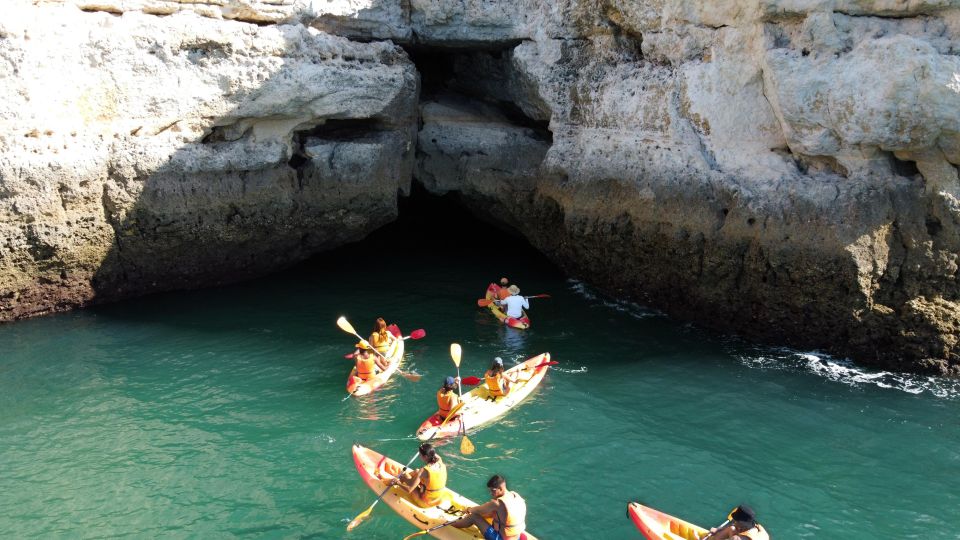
<box><xmin>567</xmin><ymin>279</ymin><xmax>661</xmax><ymax>320</ymax></box>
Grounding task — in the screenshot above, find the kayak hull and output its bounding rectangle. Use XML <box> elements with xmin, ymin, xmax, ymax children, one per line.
<box><xmin>346</xmin><ymin>324</ymin><xmax>404</xmax><ymax>397</ymax></box>
<box><xmin>484</xmin><ymin>284</ymin><xmax>530</xmax><ymax>330</ymax></box>
<box><xmin>628</xmin><ymin>502</ymin><xmax>707</xmax><ymax>540</ymax></box>
<box><xmin>351</xmin><ymin>445</ymin><xmax>539</xmax><ymax>540</ymax></box>
<box><xmin>416</xmin><ymin>353</ymin><xmax>551</xmax><ymax>441</ymax></box>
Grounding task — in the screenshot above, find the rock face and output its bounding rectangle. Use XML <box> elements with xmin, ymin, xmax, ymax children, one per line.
<box><xmin>2</xmin><ymin>0</ymin><xmax>959</xmax><ymax>374</ymax></box>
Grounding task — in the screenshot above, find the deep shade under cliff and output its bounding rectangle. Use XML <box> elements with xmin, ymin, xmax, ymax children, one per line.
<box><xmin>1</xmin><ymin>191</ymin><xmax>958</xmax><ymax>538</ymax></box>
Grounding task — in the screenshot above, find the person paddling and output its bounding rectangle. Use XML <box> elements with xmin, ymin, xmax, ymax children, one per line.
<box><xmin>496</xmin><ymin>285</ymin><xmax>529</xmax><ymax>319</ymax></box>
<box><xmin>451</xmin><ymin>474</ymin><xmax>527</xmax><ymax>540</ymax></box>
<box><xmin>704</xmin><ymin>505</ymin><xmax>769</xmax><ymax>540</ymax></box>
<box><xmin>484</xmin><ymin>357</ymin><xmax>519</xmax><ymax>398</ymax></box>
<box><xmin>436</xmin><ymin>376</ymin><xmax>461</xmax><ymax>421</ymax></box>
<box><xmin>369</xmin><ymin>317</ymin><xmax>396</xmax><ymax>354</ymax></box>
<box><xmin>387</xmin><ymin>443</ymin><xmax>448</xmax><ymax>508</ymax></box>
<box><xmin>354</xmin><ymin>343</ymin><xmax>389</xmax><ymax>381</ymax></box>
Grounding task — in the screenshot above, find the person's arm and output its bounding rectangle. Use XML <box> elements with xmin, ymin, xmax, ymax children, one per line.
<box><xmin>465</xmin><ymin>499</ymin><xmax>499</xmax><ymax>517</ymax></box>
<box><xmin>521</xmin><ymin>297</ymin><xmax>529</xmax><ymax>310</ymax></box>
<box><xmin>704</xmin><ymin>525</ymin><xmax>736</xmax><ymax>540</ymax></box>
<box><xmin>390</xmin><ymin>468</ymin><xmax>423</xmax><ymax>494</ymax></box>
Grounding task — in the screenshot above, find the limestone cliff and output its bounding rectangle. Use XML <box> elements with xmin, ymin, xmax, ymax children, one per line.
<box><xmin>2</xmin><ymin>0</ymin><xmax>959</xmax><ymax>375</ymax></box>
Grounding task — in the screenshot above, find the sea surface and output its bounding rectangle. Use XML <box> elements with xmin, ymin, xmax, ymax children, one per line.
<box><xmin>2</xmin><ymin>202</ymin><xmax>959</xmax><ymax>539</ymax></box>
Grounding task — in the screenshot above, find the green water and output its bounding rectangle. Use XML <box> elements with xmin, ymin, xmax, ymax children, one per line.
<box><xmin>2</xmin><ymin>211</ymin><xmax>960</xmax><ymax>539</ymax></box>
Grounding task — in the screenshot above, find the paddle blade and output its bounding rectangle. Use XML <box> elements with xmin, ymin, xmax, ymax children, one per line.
<box><xmin>460</xmin><ymin>434</ymin><xmax>475</xmax><ymax>455</ymax></box>
<box><xmin>461</xmin><ymin>376</ymin><xmax>482</xmax><ymax>385</ymax></box>
<box><xmin>401</xmin><ymin>530</ymin><xmax>430</xmax><ymax>540</ymax></box>
<box><xmin>477</xmin><ymin>298</ymin><xmax>493</xmax><ymax>307</ymax></box>
<box><xmin>450</xmin><ymin>343</ymin><xmax>462</xmax><ymax>367</ymax></box>
<box><xmin>400</xmin><ymin>371</ymin><xmax>422</xmax><ymax>382</ymax></box>
<box><xmin>346</xmin><ymin>506</ymin><xmax>372</xmax><ymax>531</ymax></box>
<box><xmin>336</xmin><ymin>316</ymin><xmax>357</xmax><ymax>336</ymax></box>
<box><xmin>409</xmin><ymin>329</ymin><xmax>426</xmax><ymax>340</ymax></box>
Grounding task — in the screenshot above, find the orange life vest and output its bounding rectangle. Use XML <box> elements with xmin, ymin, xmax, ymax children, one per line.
<box><xmin>497</xmin><ymin>287</ymin><xmax>511</xmax><ymax>300</ymax></box>
<box><xmin>419</xmin><ymin>457</ymin><xmax>447</xmax><ymax>506</ymax></box>
<box><xmin>495</xmin><ymin>490</ymin><xmax>526</xmax><ymax>539</ymax></box>
<box><xmin>485</xmin><ymin>371</ymin><xmax>506</xmax><ymax>397</ymax></box>
<box><xmin>356</xmin><ymin>355</ymin><xmax>377</xmax><ymax>381</ymax></box>
<box><xmin>437</xmin><ymin>389</ymin><xmax>458</xmax><ymax>418</ymax></box>
<box><xmin>740</xmin><ymin>523</ymin><xmax>770</xmax><ymax>540</ymax></box>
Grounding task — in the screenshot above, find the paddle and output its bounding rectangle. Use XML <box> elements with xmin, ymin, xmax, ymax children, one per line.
<box><xmin>477</xmin><ymin>294</ymin><xmax>550</xmax><ymax>307</ymax></box>
<box><xmin>336</xmin><ymin>317</ymin><xmax>422</xmax><ymax>383</ymax></box>
<box><xmin>344</xmin><ymin>329</ymin><xmax>426</xmax><ymax>359</ymax></box>
<box><xmin>346</xmin><ymin>401</ymin><xmax>467</xmax><ymax>532</ymax></box>
<box><xmin>700</xmin><ymin>508</ymin><xmax>736</xmax><ymax>540</ymax></box>
<box><xmin>401</xmin><ymin>519</ymin><xmax>458</xmax><ymax>540</ymax></box>
<box><xmin>449</xmin><ymin>343</ymin><xmax>475</xmax><ymax>455</ymax></box>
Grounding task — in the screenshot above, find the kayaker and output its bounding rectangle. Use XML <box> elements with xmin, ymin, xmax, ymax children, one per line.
<box><xmin>496</xmin><ymin>285</ymin><xmax>529</xmax><ymax>319</ymax></box>
<box><xmin>484</xmin><ymin>357</ymin><xmax>519</xmax><ymax>398</ymax></box>
<box><xmin>450</xmin><ymin>474</ymin><xmax>526</xmax><ymax>540</ymax></box>
<box><xmin>436</xmin><ymin>376</ymin><xmax>461</xmax><ymax>421</ymax></box>
<box><xmin>354</xmin><ymin>343</ymin><xmax>389</xmax><ymax>381</ymax></box>
<box><xmin>704</xmin><ymin>504</ymin><xmax>769</xmax><ymax>540</ymax></box>
<box><xmin>496</xmin><ymin>277</ymin><xmax>512</xmax><ymax>300</ymax></box>
<box><xmin>368</xmin><ymin>317</ymin><xmax>396</xmax><ymax>354</ymax></box>
<box><xmin>388</xmin><ymin>443</ymin><xmax>448</xmax><ymax>508</ymax></box>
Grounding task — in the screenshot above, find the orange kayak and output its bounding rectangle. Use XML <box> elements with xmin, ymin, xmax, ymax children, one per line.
<box><xmin>483</xmin><ymin>283</ymin><xmax>530</xmax><ymax>329</ymax></box>
<box><xmin>345</xmin><ymin>324</ymin><xmax>404</xmax><ymax>397</ymax></box>
<box><xmin>628</xmin><ymin>502</ymin><xmax>708</xmax><ymax>540</ymax></box>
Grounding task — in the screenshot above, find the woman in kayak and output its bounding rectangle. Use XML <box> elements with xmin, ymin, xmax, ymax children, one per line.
<box><xmin>451</xmin><ymin>474</ymin><xmax>527</xmax><ymax>540</ymax></box>
<box><xmin>354</xmin><ymin>343</ymin><xmax>389</xmax><ymax>381</ymax></box>
<box><xmin>388</xmin><ymin>443</ymin><xmax>448</xmax><ymax>508</ymax></box>
<box><xmin>436</xmin><ymin>376</ymin><xmax>460</xmax><ymax>421</ymax></box>
<box><xmin>706</xmin><ymin>505</ymin><xmax>769</xmax><ymax>540</ymax></box>
<box><xmin>484</xmin><ymin>357</ymin><xmax>519</xmax><ymax>398</ymax></box>
<box><xmin>368</xmin><ymin>317</ymin><xmax>395</xmax><ymax>354</ymax></box>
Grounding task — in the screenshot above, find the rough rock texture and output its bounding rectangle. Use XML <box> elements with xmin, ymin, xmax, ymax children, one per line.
<box><xmin>0</xmin><ymin>2</ymin><xmax>417</xmax><ymax>318</ymax></box>
<box><xmin>3</xmin><ymin>0</ymin><xmax>960</xmax><ymax>374</ymax></box>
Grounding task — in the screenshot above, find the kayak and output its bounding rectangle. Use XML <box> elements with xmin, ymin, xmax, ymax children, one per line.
<box><xmin>416</xmin><ymin>353</ymin><xmax>551</xmax><ymax>440</ymax></box>
<box><xmin>352</xmin><ymin>444</ymin><xmax>539</xmax><ymax>540</ymax></box>
<box><xmin>484</xmin><ymin>283</ymin><xmax>530</xmax><ymax>329</ymax></box>
<box><xmin>628</xmin><ymin>502</ymin><xmax>707</xmax><ymax>540</ymax></box>
<box><xmin>346</xmin><ymin>324</ymin><xmax>404</xmax><ymax>396</ymax></box>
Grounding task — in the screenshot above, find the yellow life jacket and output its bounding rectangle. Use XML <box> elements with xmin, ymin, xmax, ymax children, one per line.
<box><xmin>485</xmin><ymin>371</ymin><xmax>506</xmax><ymax>398</ymax></box>
<box><xmin>740</xmin><ymin>523</ymin><xmax>770</xmax><ymax>540</ymax></box>
<box><xmin>495</xmin><ymin>490</ymin><xmax>526</xmax><ymax>538</ymax></box>
<box><xmin>419</xmin><ymin>457</ymin><xmax>447</xmax><ymax>506</ymax></box>
<box><xmin>437</xmin><ymin>389</ymin><xmax>458</xmax><ymax>418</ymax></box>
<box><xmin>370</xmin><ymin>331</ymin><xmax>391</xmax><ymax>354</ymax></box>
<box><xmin>356</xmin><ymin>355</ymin><xmax>377</xmax><ymax>381</ymax></box>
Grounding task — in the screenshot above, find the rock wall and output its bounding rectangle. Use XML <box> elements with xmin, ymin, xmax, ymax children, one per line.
<box><xmin>0</xmin><ymin>2</ymin><xmax>417</xmax><ymax>317</ymax></box>
<box><xmin>2</xmin><ymin>0</ymin><xmax>959</xmax><ymax>374</ymax></box>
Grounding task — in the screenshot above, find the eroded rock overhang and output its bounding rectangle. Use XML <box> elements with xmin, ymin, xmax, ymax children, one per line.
<box><xmin>3</xmin><ymin>1</ymin><xmax>960</xmax><ymax>375</ymax></box>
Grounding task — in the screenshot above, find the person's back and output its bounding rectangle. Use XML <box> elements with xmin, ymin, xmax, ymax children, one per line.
<box><xmin>709</xmin><ymin>505</ymin><xmax>769</xmax><ymax>540</ymax></box>
<box><xmin>494</xmin><ymin>489</ymin><xmax>526</xmax><ymax>540</ymax></box>
<box><xmin>355</xmin><ymin>351</ymin><xmax>377</xmax><ymax>381</ymax></box>
<box><xmin>369</xmin><ymin>317</ymin><xmax>392</xmax><ymax>354</ymax></box>
<box><xmin>500</xmin><ymin>295</ymin><xmax>528</xmax><ymax>319</ymax></box>
<box><xmin>436</xmin><ymin>377</ymin><xmax>459</xmax><ymax>419</ymax></box>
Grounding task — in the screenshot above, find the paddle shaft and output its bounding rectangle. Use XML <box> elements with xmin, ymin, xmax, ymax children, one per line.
<box><xmin>403</xmin><ymin>519</ymin><xmax>457</xmax><ymax>540</ymax></box>
<box><xmin>700</xmin><ymin>519</ymin><xmax>732</xmax><ymax>540</ymax></box>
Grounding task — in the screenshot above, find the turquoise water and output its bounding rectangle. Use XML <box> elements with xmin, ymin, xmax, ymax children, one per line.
<box><xmin>2</xmin><ymin>207</ymin><xmax>960</xmax><ymax>539</ymax></box>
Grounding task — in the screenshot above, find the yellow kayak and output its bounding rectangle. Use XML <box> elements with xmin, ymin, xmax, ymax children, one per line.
<box><xmin>345</xmin><ymin>325</ymin><xmax>404</xmax><ymax>397</ymax></box>
<box><xmin>628</xmin><ymin>502</ymin><xmax>708</xmax><ymax>540</ymax></box>
<box><xmin>416</xmin><ymin>353</ymin><xmax>552</xmax><ymax>440</ymax></box>
<box><xmin>352</xmin><ymin>444</ymin><xmax>539</xmax><ymax>540</ymax></box>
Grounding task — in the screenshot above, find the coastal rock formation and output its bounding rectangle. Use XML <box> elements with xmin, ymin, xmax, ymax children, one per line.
<box><xmin>0</xmin><ymin>3</ymin><xmax>417</xmax><ymax>317</ymax></box>
<box><xmin>2</xmin><ymin>0</ymin><xmax>959</xmax><ymax>374</ymax></box>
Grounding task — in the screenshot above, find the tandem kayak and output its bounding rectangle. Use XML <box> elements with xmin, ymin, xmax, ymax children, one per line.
<box><xmin>628</xmin><ymin>502</ymin><xmax>708</xmax><ymax>540</ymax></box>
<box><xmin>483</xmin><ymin>283</ymin><xmax>530</xmax><ymax>329</ymax></box>
<box><xmin>352</xmin><ymin>444</ymin><xmax>539</xmax><ymax>540</ymax></box>
<box><xmin>346</xmin><ymin>324</ymin><xmax>404</xmax><ymax>397</ymax></box>
<box><xmin>416</xmin><ymin>353</ymin><xmax>551</xmax><ymax>441</ymax></box>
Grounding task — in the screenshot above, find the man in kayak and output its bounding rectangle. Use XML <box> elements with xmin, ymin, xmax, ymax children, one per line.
<box><xmin>387</xmin><ymin>443</ymin><xmax>448</xmax><ymax>508</ymax></box>
<box><xmin>451</xmin><ymin>474</ymin><xmax>526</xmax><ymax>540</ymax></box>
<box><xmin>368</xmin><ymin>317</ymin><xmax>396</xmax><ymax>354</ymax></box>
<box><xmin>354</xmin><ymin>343</ymin><xmax>389</xmax><ymax>381</ymax></box>
<box><xmin>704</xmin><ymin>504</ymin><xmax>769</xmax><ymax>540</ymax></box>
<box><xmin>436</xmin><ymin>376</ymin><xmax>460</xmax><ymax>421</ymax></box>
<box><xmin>484</xmin><ymin>357</ymin><xmax>520</xmax><ymax>398</ymax></box>
<box><xmin>496</xmin><ymin>285</ymin><xmax>529</xmax><ymax>319</ymax></box>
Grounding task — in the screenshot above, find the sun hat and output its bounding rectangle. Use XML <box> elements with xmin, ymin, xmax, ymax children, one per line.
<box><xmin>731</xmin><ymin>505</ymin><xmax>756</xmax><ymax>524</ymax></box>
<box><xmin>507</xmin><ymin>285</ymin><xmax>520</xmax><ymax>295</ymax></box>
